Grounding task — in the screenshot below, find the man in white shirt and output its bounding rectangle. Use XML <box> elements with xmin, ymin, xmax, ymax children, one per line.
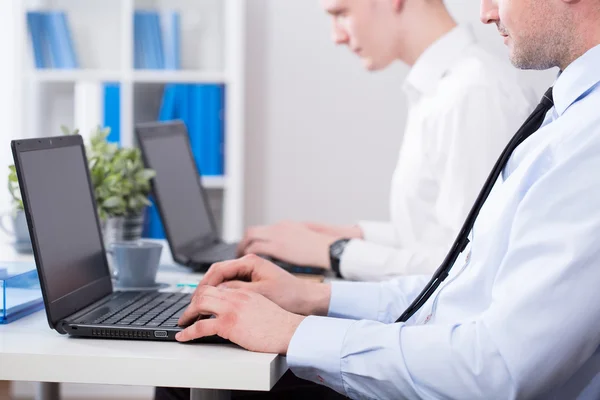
<box><xmin>165</xmin><ymin>0</ymin><xmax>600</xmax><ymax>398</ymax></box>
<box><xmin>236</xmin><ymin>0</ymin><xmax>535</xmax><ymax>281</ymax></box>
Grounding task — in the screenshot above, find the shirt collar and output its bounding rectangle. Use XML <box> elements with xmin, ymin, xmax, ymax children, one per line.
<box><xmin>404</xmin><ymin>25</ymin><xmax>476</xmax><ymax>96</ymax></box>
<box><xmin>553</xmin><ymin>43</ymin><xmax>600</xmax><ymax>116</ymax></box>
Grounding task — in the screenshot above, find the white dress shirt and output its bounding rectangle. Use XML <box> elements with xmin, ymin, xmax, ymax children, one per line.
<box><xmin>288</xmin><ymin>44</ymin><xmax>600</xmax><ymax>399</ymax></box>
<box><xmin>341</xmin><ymin>25</ymin><xmax>536</xmax><ymax>281</ymax></box>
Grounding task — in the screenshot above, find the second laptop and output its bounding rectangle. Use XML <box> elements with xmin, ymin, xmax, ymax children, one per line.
<box><xmin>135</xmin><ymin>120</ymin><xmax>327</xmax><ymax>276</ymax></box>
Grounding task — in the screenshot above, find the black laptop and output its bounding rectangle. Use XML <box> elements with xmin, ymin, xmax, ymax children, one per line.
<box><xmin>135</xmin><ymin>120</ymin><xmax>327</xmax><ymax>276</ymax></box>
<box><xmin>11</xmin><ymin>135</ymin><xmax>223</xmax><ymax>343</ymax></box>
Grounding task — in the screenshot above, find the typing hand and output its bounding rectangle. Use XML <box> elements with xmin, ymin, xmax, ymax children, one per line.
<box><xmin>236</xmin><ymin>221</ymin><xmax>337</xmax><ymax>268</ymax></box>
<box><xmin>176</xmin><ymin>285</ymin><xmax>304</xmax><ymax>354</ymax></box>
<box><xmin>197</xmin><ymin>254</ymin><xmax>331</xmax><ymax>316</ymax></box>
<box><xmin>304</xmin><ymin>222</ymin><xmax>364</xmax><ymax>239</ymax></box>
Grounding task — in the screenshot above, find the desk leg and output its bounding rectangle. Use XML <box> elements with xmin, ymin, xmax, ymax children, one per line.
<box><xmin>0</xmin><ymin>380</ymin><xmax>12</xmax><ymax>400</ymax></box>
<box><xmin>35</xmin><ymin>382</ymin><xmax>60</xmax><ymax>400</ymax></box>
<box><xmin>190</xmin><ymin>389</ymin><xmax>231</xmax><ymax>400</ymax></box>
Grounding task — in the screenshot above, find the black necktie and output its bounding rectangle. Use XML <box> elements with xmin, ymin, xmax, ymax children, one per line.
<box><xmin>396</xmin><ymin>87</ymin><xmax>555</xmax><ymax>323</ymax></box>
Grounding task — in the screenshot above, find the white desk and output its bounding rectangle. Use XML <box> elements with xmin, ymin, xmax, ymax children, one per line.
<box><xmin>0</xmin><ymin>241</ymin><xmax>288</xmax><ymax>400</ymax></box>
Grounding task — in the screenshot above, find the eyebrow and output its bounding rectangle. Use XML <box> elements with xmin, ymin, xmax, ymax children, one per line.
<box><xmin>326</xmin><ymin>6</ymin><xmax>346</xmax><ymax>16</ymax></box>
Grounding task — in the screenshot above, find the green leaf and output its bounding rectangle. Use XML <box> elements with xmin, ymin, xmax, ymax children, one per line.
<box><xmin>88</xmin><ymin>157</ymin><xmax>98</xmax><ymax>171</ymax></box>
<box><xmin>95</xmin><ymin>187</ymin><xmax>110</xmax><ymax>200</ymax></box>
<box><xmin>60</xmin><ymin>125</ymin><xmax>72</xmax><ymax>136</ymax></box>
<box><xmin>103</xmin><ymin>196</ymin><xmax>124</xmax><ymax>209</ymax></box>
<box><xmin>139</xmin><ymin>169</ymin><xmax>156</xmax><ymax>180</ymax></box>
<box><xmin>139</xmin><ymin>196</ymin><xmax>151</xmax><ymax>207</ymax></box>
<box><xmin>128</xmin><ymin>195</ymin><xmax>150</xmax><ymax>213</ymax></box>
<box><xmin>98</xmin><ymin>208</ymin><xmax>107</xmax><ymax>222</ymax></box>
<box><xmin>104</xmin><ymin>174</ymin><xmax>120</xmax><ymax>186</ymax></box>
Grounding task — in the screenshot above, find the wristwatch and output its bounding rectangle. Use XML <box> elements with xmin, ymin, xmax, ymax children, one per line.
<box><xmin>329</xmin><ymin>238</ymin><xmax>351</xmax><ymax>278</ymax></box>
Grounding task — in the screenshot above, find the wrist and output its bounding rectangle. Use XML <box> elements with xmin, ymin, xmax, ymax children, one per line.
<box><xmin>318</xmin><ymin>236</ymin><xmax>338</xmax><ymax>268</ymax></box>
<box><xmin>350</xmin><ymin>224</ymin><xmax>363</xmax><ymax>239</ymax></box>
<box><xmin>303</xmin><ymin>282</ymin><xmax>331</xmax><ymax>316</ymax></box>
<box><xmin>282</xmin><ymin>313</ymin><xmax>306</xmax><ymax>355</ymax></box>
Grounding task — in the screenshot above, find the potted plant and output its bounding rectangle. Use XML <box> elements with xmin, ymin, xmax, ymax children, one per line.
<box><xmin>7</xmin><ymin>165</ymin><xmax>23</xmax><ymax>212</ymax></box>
<box><xmin>7</xmin><ymin>126</ymin><xmax>156</xmax><ymax>245</ymax></box>
<box><xmin>75</xmin><ymin>126</ymin><xmax>156</xmax><ymax>243</ymax></box>
<box><xmin>1</xmin><ymin>165</ymin><xmax>31</xmax><ymax>252</ymax></box>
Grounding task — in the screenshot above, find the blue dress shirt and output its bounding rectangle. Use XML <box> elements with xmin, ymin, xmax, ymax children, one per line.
<box><xmin>287</xmin><ymin>43</ymin><xmax>600</xmax><ymax>399</ymax></box>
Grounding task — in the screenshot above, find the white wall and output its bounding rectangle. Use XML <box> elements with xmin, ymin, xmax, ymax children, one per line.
<box><xmin>243</xmin><ymin>0</ymin><xmax>557</xmax><ymax>228</ymax></box>
<box><xmin>0</xmin><ymin>0</ymin><xmax>23</xmax><ymax>214</ymax></box>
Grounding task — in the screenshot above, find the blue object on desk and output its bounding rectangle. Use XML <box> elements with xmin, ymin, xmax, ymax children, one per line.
<box><xmin>176</xmin><ymin>283</ymin><xmax>198</xmax><ymax>288</ymax></box>
<box><xmin>0</xmin><ymin>262</ymin><xmax>44</xmax><ymax>324</ymax></box>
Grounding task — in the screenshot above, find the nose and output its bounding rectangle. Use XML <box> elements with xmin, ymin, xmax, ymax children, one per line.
<box><xmin>480</xmin><ymin>0</ymin><xmax>499</xmax><ymax>25</ymax></box>
<box><xmin>331</xmin><ymin>19</ymin><xmax>349</xmax><ymax>45</ymax></box>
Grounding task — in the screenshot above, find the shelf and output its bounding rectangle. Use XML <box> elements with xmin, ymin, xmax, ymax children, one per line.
<box><xmin>132</xmin><ymin>70</ymin><xmax>227</xmax><ymax>83</ymax></box>
<box><xmin>28</xmin><ymin>70</ymin><xmax>228</xmax><ymax>84</ymax></box>
<box><xmin>29</xmin><ymin>70</ymin><xmax>122</xmax><ymax>83</ymax></box>
<box><xmin>17</xmin><ymin>0</ymin><xmax>245</xmax><ymax>241</ymax></box>
<box><xmin>201</xmin><ymin>176</ymin><xmax>226</xmax><ymax>189</ymax></box>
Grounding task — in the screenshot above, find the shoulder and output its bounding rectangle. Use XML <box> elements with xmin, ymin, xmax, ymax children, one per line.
<box><xmin>553</xmin><ymin>87</ymin><xmax>600</xmax><ymax>159</ymax></box>
<box><xmin>438</xmin><ymin>45</ymin><xmax>536</xmax><ymax>115</ymax></box>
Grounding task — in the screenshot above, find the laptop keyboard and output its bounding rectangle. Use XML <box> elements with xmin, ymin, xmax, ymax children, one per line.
<box><xmin>82</xmin><ymin>292</ymin><xmax>192</xmax><ymax>328</ymax></box>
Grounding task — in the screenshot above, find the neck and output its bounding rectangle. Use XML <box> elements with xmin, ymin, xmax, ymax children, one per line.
<box><xmin>557</xmin><ymin>12</ymin><xmax>600</xmax><ymax>70</ymax></box>
<box><xmin>558</xmin><ymin>40</ymin><xmax>600</xmax><ymax>72</ymax></box>
<box><xmin>397</xmin><ymin>4</ymin><xmax>457</xmax><ymax>66</ymax></box>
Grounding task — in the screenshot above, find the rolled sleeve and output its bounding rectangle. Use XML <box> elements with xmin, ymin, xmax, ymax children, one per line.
<box><xmin>339</xmin><ymin>239</ymin><xmax>390</xmax><ymax>281</ymax></box>
<box><xmin>357</xmin><ymin>221</ymin><xmax>397</xmax><ymax>246</ymax></box>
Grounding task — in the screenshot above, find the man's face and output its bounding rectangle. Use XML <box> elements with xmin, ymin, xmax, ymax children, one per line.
<box><xmin>322</xmin><ymin>0</ymin><xmax>399</xmax><ymax>71</ymax></box>
<box><xmin>480</xmin><ymin>0</ymin><xmax>566</xmax><ymax>69</ymax></box>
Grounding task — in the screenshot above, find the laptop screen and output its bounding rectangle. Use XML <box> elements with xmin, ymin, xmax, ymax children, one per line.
<box><xmin>18</xmin><ymin>143</ymin><xmax>109</xmax><ymax>304</ymax></box>
<box><xmin>139</xmin><ymin>128</ymin><xmax>217</xmax><ymax>252</ymax></box>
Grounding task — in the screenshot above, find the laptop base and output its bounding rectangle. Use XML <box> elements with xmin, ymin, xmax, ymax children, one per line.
<box><xmin>58</xmin><ymin>290</ymin><xmax>228</xmax><ymax>344</ymax></box>
<box><xmin>61</xmin><ymin>323</ymin><xmax>228</xmax><ymax>344</ymax></box>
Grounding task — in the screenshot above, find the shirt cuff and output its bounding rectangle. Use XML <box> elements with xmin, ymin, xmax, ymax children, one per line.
<box><xmin>328</xmin><ymin>281</ymin><xmax>382</xmax><ymax>320</ymax></box>
<box><xmin>340</xmin><ymin>239</ymin><xmax>392</xmax><ymax>281</ymax></box>
<box><xmin>287</xmin><ymin>315</ymin><xmax>357</xmax><ymax>396</ymax></box>
<box><xmin>357</xmin><ymin>220</ymin><xmax>397</xmax><ymax>246</ymax></box>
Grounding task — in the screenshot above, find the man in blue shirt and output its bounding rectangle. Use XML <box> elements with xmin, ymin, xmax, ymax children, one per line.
<box><xmin>163</xmin><ymin>0</ymin><xmax>600</xmax><ymax>398</ymax></box>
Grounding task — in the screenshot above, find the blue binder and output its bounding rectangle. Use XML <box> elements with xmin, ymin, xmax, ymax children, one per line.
<box><xmin>26</xmin><ymin>12</ymin><xmax>48</xmax><ymax>68</ymax></box>
<box><xmin>103</xmin><ymin>83</ymin><xmax>121</xmax><ymax>144</ymax></box>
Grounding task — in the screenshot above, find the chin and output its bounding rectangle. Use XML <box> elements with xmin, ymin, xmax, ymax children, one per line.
<box><xmin>363</xmin><ymin>59</ymin><xmax>383</xmax><ymax>72</ymax></box>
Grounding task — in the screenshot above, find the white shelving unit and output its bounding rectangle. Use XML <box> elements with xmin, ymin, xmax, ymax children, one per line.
<box><xmin>29</xmin><ymin>71</ymin><xmax>229</xmax><ymax>83</ymax></box>
<box><xmin>14</xmin><ymin>0</ymin><xmax>246</xmax><ymax>242</ymax></box>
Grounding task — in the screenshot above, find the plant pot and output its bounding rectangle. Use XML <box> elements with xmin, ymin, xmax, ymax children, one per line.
<box><xmin>102</xmin><ymin>212</ymin><xmax>145</xmax><ymax>245</ymax></box>
<box><xmin>0</xmin><ymin>209</ymin><xmax>33</xmax><ymax>253</ymax></box>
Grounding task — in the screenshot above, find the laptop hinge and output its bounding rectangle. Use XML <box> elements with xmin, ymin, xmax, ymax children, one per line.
<box><xmin>56</xmin><ymin>319</ymin><xmax>68</xmax><ymax>334</ymax></box>
<box><xmin>177</xmin><ymin>255</ymin><xmax>191</xmax><ymax>265</ymax></box>
<box><xmin>63</xmin><ymin>294</ymin><xmax>115</xmax><ymax>325</ymax></box>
